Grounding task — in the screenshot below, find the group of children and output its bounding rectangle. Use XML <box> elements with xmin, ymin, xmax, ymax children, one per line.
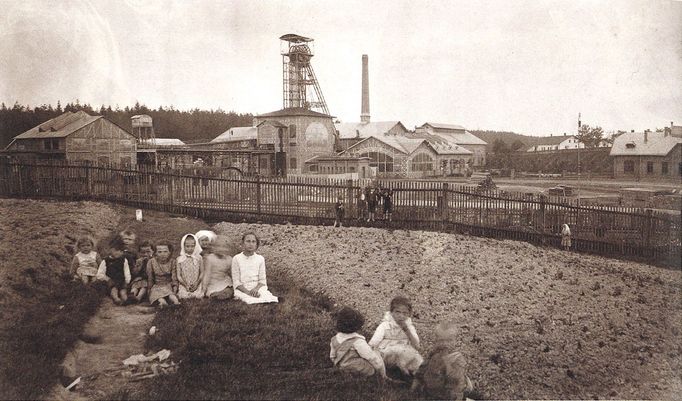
<box><xmin>70</xmin><ymin>229</ymin><xmax>278</xmax><ymax>307</ymax></box>
<box><xmin>330</xmin><ymin>296</ymin><xmax>473</xmax><ymax>400</ymax></box>
<box><xmin>333</xmin><ymin>186</ymin><xmax>395</xmax><ymax>227</ymax></box>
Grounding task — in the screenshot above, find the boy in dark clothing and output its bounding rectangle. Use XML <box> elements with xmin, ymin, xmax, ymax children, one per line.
<box><xmin>96</xmin><ymin>237</ymin><xmax>131</xmax><ymax>305</ymax></box>
<box><xmin>334</xmin><ymin>196</ymin><xmax>345</xmax><ymax>227</ymax></box>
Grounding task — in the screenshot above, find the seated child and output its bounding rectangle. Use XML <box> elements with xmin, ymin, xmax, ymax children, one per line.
<box><xmin>202</xmin><ymin>235</ymin><xmax>234</xmax><ymax>300</ymax></box>
<box><xmin>70</xmin><ymin>236</ymin><xmax>101</xmax><ymax>284</ymax></box>
<box><xmin>330</xmin><ymin>307</ymin><xmax>387</xmax><ymax>379</ymax></box>
<box><xmin>411</xmin><ymin>321</ymin><xmax>473</xmax><ymax>400</ymax></box>
<box><xmin>119</xmin><ymin>229</ymin><xmax>138</xmax><ymax>267</ymax></box>
<box><xmin>96</xmin><ymin>237</ymin><xmax>131</xmax><ymax>305</ymax></box>
<box><xmin>176</xmin><ymin>234</ymin><xmax>204</xmax><ymax>299</ymax></box>
<box><xmin>146</xmin><ymin>241</ymin><xmax>180</xmax><ymax>308</ymax></box>
<box><xmin>231</xmin><ymin>232</ymin><xmax>278</xmax><ymax>304</ymax></box>
<box><xmin>369</xmin><ymin>296</ymin><xmax>423</xmax><ymax>377</ymax></box>
<box><xmin>129</xmin><ymin>241</ymin><xmax>154</xmax><ymax>303</ymax></box>
<box><xmin>195</xmin><ymin>230</ymin><xmax>217</xmax><ymax>256</ymax></box>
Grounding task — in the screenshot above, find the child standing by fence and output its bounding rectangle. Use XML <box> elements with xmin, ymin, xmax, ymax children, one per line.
<box><xmin>561</xmin><ymin>223</ymin><xmax>572</xmax><ymax>251</ymax></box>
<box><xmin>70</xmin><ymin>236</ymin><xmax>101</xmax><ymax>284</ymax></box>
<box><xmin>357</xmin><ymin>187</ymin><xmax>367</xmax><ymax>221</ymax></box>
<box><xmin>334</xmin><ymin>196</ymin><xmax>345</xmax><ymax>227</ymax></box>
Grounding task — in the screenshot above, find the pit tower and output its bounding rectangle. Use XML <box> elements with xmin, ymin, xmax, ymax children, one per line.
<box><xmin>280</xmin><ymin>34</ymin><xmax>329</xmax><ymax>115</ymax></box>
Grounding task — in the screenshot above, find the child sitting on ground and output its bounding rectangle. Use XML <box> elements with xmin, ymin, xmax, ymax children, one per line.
<box><xmin>231</xmin><ymin>232</ymin><xmax>279</xmax><ymax>304</ymax></box>
<box><xmin>195</xmin><ymin>230</ymin><xmax>217</xmax><ymax>256</ymax></box>
<box><xmin>96</xmin><ymin>237</ymin><xmax>131</xmax><ymax>305</ymax></box>
<box><xmin>411</xmin><ymin>321</ymin><xmax>473</xmax><ymax>400</ymax></box>
<box><xmin>330</xmin><ymin>307</ymin><xmax>388</xmax><ymax>379</ymax></box>
<box><xmin>119</xmin><ymin>229</ymin><xmax>138</xmax><ymax>267</ymax></box>
<box><xmin>146</xmin><ymin>241</ymin><xmax>180</xmax><ymax>308</ymax></box>
<box><xmin>70</xmin><ymin>236</ymin><xmax>101</xmax><ymax>284</ymax></box>
<box><xmin>176</xmin><ymin>234</ymin><xmax>204</xmax><ymax>299</ymax></box>
<box><xmin>129</xmin><ymin>241</ymin><xmax>153</xmax><ymax>303</ymax></box>
<box><xmin>369</xmin><ymin>296</ymin><xmax>423</xmax><ymax>378</ymax></box>
<box><xmin>202</xmin><ymin>235</ymin><xmax>234</xmax><ymax>300</ymax></box>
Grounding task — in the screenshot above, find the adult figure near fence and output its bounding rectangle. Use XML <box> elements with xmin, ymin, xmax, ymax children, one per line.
<box><xmin>357</xmin><ymin>187</ymin><xmax>367</xmax><ymax>221</ymax></box>
<box><xmin>202</xmin><ymin>235</ymin><xmax>234</xmax><ymax>299</ymax></box>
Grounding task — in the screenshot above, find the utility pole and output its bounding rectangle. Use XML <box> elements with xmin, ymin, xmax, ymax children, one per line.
<box><xmin>577</xmin><ymin>112</ymin><xmax>581</xmax><ymax>177</ymax></box>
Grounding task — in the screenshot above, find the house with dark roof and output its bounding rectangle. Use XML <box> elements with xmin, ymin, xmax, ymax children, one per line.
<box><xmin>526</xmin><ymin>134</ymin><xmax>584</xmax><ymax>152</ymax></box>
<box><xmin>334</xmin><ymin>121</ymin><xmax>409</xmax><ymax>150</ymax></box>
<box><xmin>4</xmin><ymin>111</ymin><xmax>137</xmax><ymax>166</ymax></box>
<box><xmin>609</xmin><ymin>128</ymin><xmax>682</xmax><ymax>179</ymax></box>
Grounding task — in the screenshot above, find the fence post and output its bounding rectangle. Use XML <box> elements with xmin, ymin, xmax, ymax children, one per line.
<box><xmin>540</xmin><ymin>194</ymin><xmax>547</xmax><ymax>245</ymax></box>
<box><xmin>346</xmin><ymin>179</ymin><xmax>354</xmax><ymax>221</ymax></box>
<box><xmin>86</xmin><ymin>165</ymin><xmax>93</xmax><ymax>198</ymax></box>
<box><xmin>441</xmin><ymin>182</ymin><xmax>449</xmax><ymax>225</ymax></box>
<box><xmin>169</xmin><ymin>173</ymin><xmax>175</xmax><ymax>211</ymax></box>
<box><xmin>644</xmin><ymin>209</ymin><xmax>653</xmax><ymax>257</ymax></box>
<box><xmin>256</xmin><ymin>174</ymin><xmax>261</xmax><ymax>215</ymax></box>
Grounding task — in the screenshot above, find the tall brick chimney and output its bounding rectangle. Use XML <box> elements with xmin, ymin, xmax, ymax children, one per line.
<box><xmin>361</xmin><ymin>54</ymin><xmax>370</xmax><ymax>123</ymax></box>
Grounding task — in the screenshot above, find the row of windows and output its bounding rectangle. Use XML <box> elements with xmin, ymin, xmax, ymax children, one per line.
<box><xmin>312</xmin><ymin>165</ymin><xmax>358</xmax><ymax>173</ymax></box>
<box><xmin>624</xmin><ymin>160</ymin><xmax>682</xmax><ymax>175</ymax></box>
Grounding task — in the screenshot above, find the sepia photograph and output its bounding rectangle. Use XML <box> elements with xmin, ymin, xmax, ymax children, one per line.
<box><xmin>0</xmin><ymin>0</ymin><xmax>680</xmax><ymax>400</ymax></box>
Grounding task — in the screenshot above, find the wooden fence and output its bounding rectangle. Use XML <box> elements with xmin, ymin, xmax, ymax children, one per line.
<box><xmin>0</xmin><ymin>161</ymin><xmax>679</xmax><ymax>268</ymax></box>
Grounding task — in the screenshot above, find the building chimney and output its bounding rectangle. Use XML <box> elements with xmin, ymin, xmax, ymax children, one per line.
<box><xmin>631</xmin><ymin>130</ymin><xmax>634</xmax><ymax>133</ymax></box>
<box><xmin>644</xmin><ymin>130</ymin><xmax>648</xmax><ymax>143</ymax></box>
<box><xmin>360</xmin><ymin>54</ymin><xmax>370</xmax><ymax>123</ymax></box>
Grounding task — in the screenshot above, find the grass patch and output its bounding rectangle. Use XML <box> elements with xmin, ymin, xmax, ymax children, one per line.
<box><xmin>127</xmin><ymin>268</ymin><xmax>419</xmax><ymax>400</ymax></box>
<box><xmin>0</xmin><ymin>277</ymin><xmax>105</xmax><ymax>399</ymax></box>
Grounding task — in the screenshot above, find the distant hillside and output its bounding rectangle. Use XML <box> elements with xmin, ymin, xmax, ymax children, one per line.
<box><xmin>469</xmin><ymin>130</ymin><xmax>540</xmax><ymax>151</ymax></box>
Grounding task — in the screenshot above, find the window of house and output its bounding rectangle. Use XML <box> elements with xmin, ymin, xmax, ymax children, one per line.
<box><xmin>624</xmin><ymin>160</ymin><xmax>635</xmax><ymax>173</ymax></box>
<box><xmin>349</xmin><ymin>166</ymin><xmax>355</xmax><ymax>172</ymax></box>
<box><xmin>289</xmin><ymin>157</ymin><xmax>297</xmax><ymax>169</ymax></box>
<box><xmin>309</xmin><ymin>164</ymin><xmax>318</xmax><ymax>172</ymax></box>
<box><xmin>662</xmin><ymin>162</ymin><xmax>668</xmax><ymax>175</ymax></box>
<box><xmin>44</xmin><ymin>138</ymin><xmax>59</xmax><ymax>150</ymax></box>
<box><xmin>359</xmin><ymin>151</ymin><xmax>394</xmax><ymax>173</ymax></box>
<box><xmin>289</xmin><ymin>125</ymin><xmax>296</xmax><ymax>138</ymax></box>
<box><xmin>646</xmin><ymin>161</ymin><xmax>654</xmax><ymax>174</ymax></box>
<box><xmin>410</xmin><ymin>153</ymin><xmax>434</xmax><ymax>172</ymax></box>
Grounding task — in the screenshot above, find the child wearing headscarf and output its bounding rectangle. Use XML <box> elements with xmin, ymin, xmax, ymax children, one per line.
<box><xmin>176</xmin><ymin>234</ymin><xmax>204</xmax><ymax>299</ymax></box>
<box><xmin>195</xmin><ymin>230</ymin><xmax>217</xmax><ymax>256</ymax></box>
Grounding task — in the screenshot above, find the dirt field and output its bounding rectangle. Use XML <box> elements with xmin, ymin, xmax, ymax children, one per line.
<box><xmin>215</xmin><ymin>222</ymin><xmax>682</xmax><ymax>400</ymax></box>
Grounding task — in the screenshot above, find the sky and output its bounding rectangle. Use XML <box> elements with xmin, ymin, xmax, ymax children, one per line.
<box><xmin>0</xmin><ymin>0</ymin><xmax>680</xmax><ymax>136</ymax></box>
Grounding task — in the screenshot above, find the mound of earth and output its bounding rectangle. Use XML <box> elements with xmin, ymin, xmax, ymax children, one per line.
<box><xmin>213</xmin><ymin>222</ymin><xmax>682</xmax><ymax>400</ymax></box>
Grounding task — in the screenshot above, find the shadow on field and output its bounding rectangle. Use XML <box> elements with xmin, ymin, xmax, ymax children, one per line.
<box><xmin>115</xmin><ymin>268</ymin><xmax>430</xmax><ymax>400</ymax></box>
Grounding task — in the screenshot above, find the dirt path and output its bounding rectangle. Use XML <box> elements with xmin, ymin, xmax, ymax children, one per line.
<box><xmin>49</xmin><ymin>300</ymin><xmax>156</xmax><ymax>400</ymax></box>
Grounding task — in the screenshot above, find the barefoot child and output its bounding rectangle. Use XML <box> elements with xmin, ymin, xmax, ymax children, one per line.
<box><xmin>369</xmin><ymin>296</ymin><xmax>423</xmax><ymax>378</ymax></box>
<box><xmin>146</xmin><ymin>241</ymin><xmax>180</xmax><ymax>308</ymax></box>
<box><xmin>330</xmin><ymin>307</ymin><xmax>388</xmax><ymax>379</ymax></box>
<box><xmin>130</xmin><ymin>241</ymin><xmax>153</xmax><ymax>303</ymax></box>
<box><xmin>176</xmin><ymin>234</ymin><xmax>204</xmax><ymax>299</ymax></box>
<box><xmin>96</xmin><ymin>237</ymin><xmax>131</xmax><ymax>305</ymax></box>
<box><xmin>411</xmin><ymin>321</ymin><xmax>473</xmax><ymax>400</ymax></box>
<box><xmin>231</xmin><ymin>232</ymin><xmax>278</xmax><ymax>304</ymax></box>
<box><xmin>70</xmin><ymin>236</ymin><xmax>101</xmax><ymax>284</ymax></box>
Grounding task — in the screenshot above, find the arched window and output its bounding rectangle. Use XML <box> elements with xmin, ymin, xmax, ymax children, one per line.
<box><xmin>410</xmin><ymin>153</ymin><xmax>433</xmax><ymax>172</ymax></box>
<box><xmin>359</xmin><ymin>151</ymin><xmax>394</xmax><ymax>172</ymax></box>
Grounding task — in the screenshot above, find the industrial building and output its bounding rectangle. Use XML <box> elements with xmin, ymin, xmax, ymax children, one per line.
<box><xmin>4</xmin><ymin>110</ymin><xmax>137</xmax><ymax>166</ymax></box>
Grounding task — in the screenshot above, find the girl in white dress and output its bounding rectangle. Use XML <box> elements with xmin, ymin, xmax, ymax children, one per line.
<box><xmin>231</xmin><ymin>232</ymin><xmax>278</xmax><ymax>304</ymax></box>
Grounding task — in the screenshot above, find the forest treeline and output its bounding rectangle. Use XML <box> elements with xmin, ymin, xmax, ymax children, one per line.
<box><xmin>0</xmin><ymin>101</ymin><xmax>254</xmax><ymax>149</ymax></box>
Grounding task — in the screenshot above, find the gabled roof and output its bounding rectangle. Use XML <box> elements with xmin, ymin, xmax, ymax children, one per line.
<box><xmin>410</xmin><ymin>132</ymin><xmax>473</xmax><ymax>155</ymax></box>
<box><xmin>609</xmin><ymin>131</ymin><xmax>682</xmax><ymax>156</ymax></box>
<box><xmin>257</xmin><ymin>107</ymin><xmax>333</xmax><ymax>118</ymax></box>
<box><xmin>154</xmin><ymin>138</ymin><xmax>185</xmax><ymax>146</ymax></box>
<box><xmin>11</xmin><ymin>111</ymin><xmax>102</xmax><ymax>140</ymax></box>
<box><xmin>211</xmin><ymin>126</ymin><xmax>258</xmax><ymax>143</ymax></box>
<box><xmin>334</xmin><ymin>121</ymin><xmax>407</xmax><ymax>139</ymax></box>
<box><xmin>341</xmin><ymin>135</ymin><xmax>427</xmax><ymax>155</ymax></box>
<box><xmin>532</xmin><ymin>135</ymin><xmax>575</xmax><ymax>146</ymax></box>
<box><xmin>424</xmin><ymin>131</ymin><xmax>487</xmax><ymax>146</ymax></box>
<box><xmin>421</xmin><ymin>122</ymin><xmax>466</xmax><ymax>131</ymax></box>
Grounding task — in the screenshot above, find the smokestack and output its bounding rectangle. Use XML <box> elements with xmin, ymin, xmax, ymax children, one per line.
<box><xmin>361</xmin><ymin>54</ymin><xmax>370</xmax><ymax>123</ymax></box>
<box><xmin>644</xmin><ymin>130</ymin><xmax>649</xmax><ymax>143</ymax></box>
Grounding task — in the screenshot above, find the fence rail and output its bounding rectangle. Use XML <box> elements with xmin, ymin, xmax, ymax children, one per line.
<box><xmin>0</xmin><ymin>161</ymin><xmax>679</xmax><ymax>268</ymax></box>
